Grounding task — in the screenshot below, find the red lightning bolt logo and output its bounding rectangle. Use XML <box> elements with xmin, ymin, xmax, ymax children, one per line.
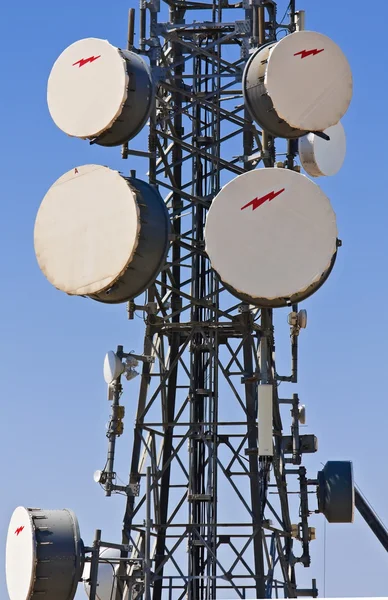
<box><xmin>72</xmin><ymin>55</ymin><xmax>101</xmax><ymax>68</ymax></box>
<box><xmin>15</xmin><ymin>526</ymin><xmax>24</xmax><ymax>536</ymax></box>
<box><xmin>294</xmin><ymin>48</ymin><xmax>324</xmax><ymax>59</ymax></box>
<box><xmin>241</xmin><ymin>188</ymin><xmax>285</xmax><ymax>211</ymax></box>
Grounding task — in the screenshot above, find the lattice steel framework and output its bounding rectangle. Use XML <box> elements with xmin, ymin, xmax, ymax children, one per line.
<box><xmin>105</xmin><ymin>1</ymin><xmax>320</xmax><ymax>598</ymax></box>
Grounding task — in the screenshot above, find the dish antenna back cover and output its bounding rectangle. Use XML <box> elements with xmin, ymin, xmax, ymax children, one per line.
<box><xmin>243</xmin><ymin>31</ymin><xmax>352</xmax><ymax>138</ymax></box>
<box><xmin>204</xmin><ymin>167</ymin><xmax>338</xmax><ymax>308</ymax></box>
<box><xmin>6</xmin><ymin>507</ymin><xmax>84</xmax><ymax>600</ymax></box>
<box><xmin>34</xmin><ymin>165</ymin><xmax>171</xmax><ymax>304</ymax></box>
<box><xmin>317</xmin><ymin>461</ymin><xmax>355</xmax><ymax>523</ymax></box>
<box><xmin>47</xmin><ymin>38</ymin><xmax>153</xmax><ymax>147</ymax></box>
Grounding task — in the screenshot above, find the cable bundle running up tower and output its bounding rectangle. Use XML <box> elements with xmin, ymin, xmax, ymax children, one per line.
<box><xmin>5</xmin><ymin>1</ymin><xmax>359</xmax><ymax>599</ymax></box>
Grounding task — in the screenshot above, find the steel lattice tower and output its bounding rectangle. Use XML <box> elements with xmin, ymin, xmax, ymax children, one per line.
<box><xmin>9</xmin><ymin>2</ymin><xmax>388</xmax><ymax>599</ymax></box>
<box><xmin>104</xmin><ymin>2</ymin><xmax>319</xmax><ymax>598</ymax></box>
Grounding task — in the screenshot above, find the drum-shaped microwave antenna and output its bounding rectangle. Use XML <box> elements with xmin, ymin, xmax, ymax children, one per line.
<box><xmin>299</xmin><ymin>121</ymin><xmax>346</xmax><ymax>177</ymax></box>
<box><xmin>47</xmin><ymin>38</ymin><xmax>153</xmax><ymax>147</ymax></box>
<box><xmin>83</xmin><ymin>547</ymin><xmax>121</xmax><ymax>600</ymax></box>
<box><xmin>317</xmin><ymin>461</ymin><xmax>355</xmax><ymax>523</ymax></box>
<box><xmin>34</xmin><ymin>165</ymin><xmax>170</xmax><ymax>304</ymax></box>
<box><xmin>6</xmin><ymin>507</ymin><xmax>84</xmax><ymax>600</ymax></box>
<box><xmin>243</xmin><ymin>30</ymin><xmax>352</xmax><ymax>138</ymax></box>
<box><xmin>104</xmin><ymin>351</ymin><xmax>125</xmax><ymax>384</ymax></box>
<box><xmin>204</xmin><ymin>168</ymin><xmax>338</xmax><ymax>308</ymax></box>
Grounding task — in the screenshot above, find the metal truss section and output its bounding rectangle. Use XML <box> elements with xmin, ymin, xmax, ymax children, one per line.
<box><xmin>110</xmin><ymin>1</ymin><xmax>319</xmax><ymax>599</ymax></box>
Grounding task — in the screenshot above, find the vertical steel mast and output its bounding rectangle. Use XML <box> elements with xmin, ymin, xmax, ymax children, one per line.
<box><xmin>113</xmin><ymin>1</ymin><xmax>318</xmax><ymax>598</ymax></box>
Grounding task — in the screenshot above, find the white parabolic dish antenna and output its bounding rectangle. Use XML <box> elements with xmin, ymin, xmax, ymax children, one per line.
<box><xmin>33</xmin><ymin>164</ymin><xmax>170</xmax><ymax>304</ymax></box>
<box><xmin>204</xmin><ymin>168</ymin><xmax>338</xmax><ymax>307</ymax></box>
<box><xmin>47</xmin><ymin>38</ymin><xmax>153</xmax><ymax>147</ymax></box>
<box><xmin>104</xmin><ymin>351</ymin><xmax>125</xmax><ymax>383</ymax></box>
<box><xmin>298</xmin><ymin>121</ymin><xmax>346</xmax><ymax>177</ymax></box>
<box><xmin>6</xmin><ymin>507</ymin><xmax>84</xmax><ymax>600</ymax></box>
<box><xmin>83</xmin><ymin>547</ymin><xmax>121</xmax><ymax>600</ymax></box>
<box><xmin>243</xmin><ymin>30</ymin><xmax>353</xmax><ymax>136</ymax></box>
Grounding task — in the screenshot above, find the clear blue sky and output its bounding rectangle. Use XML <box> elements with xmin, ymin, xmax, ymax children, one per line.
<box><xmin>1</xmin><ymin>0</ymin><xmax>388</xmax><ymax>598</ymax></box>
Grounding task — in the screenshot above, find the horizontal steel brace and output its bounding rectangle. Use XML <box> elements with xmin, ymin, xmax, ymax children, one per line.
<box><xmin>156</xmin><ymin>21</ymin><xmax>250</xmax><ymax>34</ymax></box>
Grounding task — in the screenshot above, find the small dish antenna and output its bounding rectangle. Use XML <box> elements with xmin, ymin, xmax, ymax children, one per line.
<box><xmin>93</xmin><ymin>470</ymin><xmax>107</xmax><ymax>484</ymax></box>
<box><xmin>103</xmin><ymin>351</ymin><xmax>125</xmax><ymax>384</ymax></box>
<box><xmin>125</xmin><ymin>355</ymin><xmax>140</xmax><ymax>381</ymax></box>
<box><xmin>83</xmin><ymin>547</ymin><xmax>121</xmax><ymax>600</ymax></box>
<box><xmin>298</xmin><ymin>405</ymin><xmax>306</xmax><ymax>425</ymax></box>
<box><xmin>299</xmin><ymin>122</ymin><xmax>346</xmax><ymax>177</ymax></box>
<box><xmin>298</xmin><ymin>309</ymin><xmax>308</xmax><ymax>329</ymax></box>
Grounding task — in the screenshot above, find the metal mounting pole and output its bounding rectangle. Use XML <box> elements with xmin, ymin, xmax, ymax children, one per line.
<box><xmin>88</xmin><ymin>529</ymin><xmax>101</xmax><ymax>600</ymax></box>
<box><xmin>243</xmin><ymin>312</ymin><xmax>266</xmax><ymax>598</ymax></box>
<box><xmin>105</xmin><ymin>346</ymin><xmax>123</xmax><ymax>497</ymax></box>
<box><xmin>145</xmin><ymin>467</ymin><xmax>152</xmax><ymax>600</ymax></box>
<box><xmin>128</xmin><ymin>8</ymin><xmax>135</xmax><ymax>49</ymax></box>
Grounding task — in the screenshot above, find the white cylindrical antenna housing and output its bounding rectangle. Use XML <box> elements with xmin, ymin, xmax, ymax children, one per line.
<box><xmin>243</xmin><ymin>30</ymin><xmax>353</xmax><ymax>138</ymax></box>
<box><xmin>47</xmin><ymin>38</ymin><xmax>154</xmax><ymax>147</ymax></box>
<box><xmin>294</xmin><ymin>10</ymin><xmax>305</xmax><ymax>31</ymax></box>
<box><xmin>34</xmin><ymin>165</ymin><xmax>171</xmax><ymax>304</ymax></box>
<box><xmin>204</xmin><ymin>168</ymin><xmax>339</xmax><ymax>308</ymax></box>
<box><xmin>6</xmin><ymin>507</ymin><xmax>84</xmax><ymax>600</ymax></box>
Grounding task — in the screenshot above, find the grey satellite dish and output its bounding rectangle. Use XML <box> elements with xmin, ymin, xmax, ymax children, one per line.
<box><xmin>34</xmin><ymin>165</ymin><xmax>171</xmax><ymax>304</ymax></box>
<box><xmin>47</xmin><ymin>38</ymin><xmax>154</xmax><ymax>147</ymax></box>
<box><xmin>6</xmin><ymin>507</ymin><xmax>84</xmax><ymax>600</ymax></box>
<box><xmin>104</xmin><ymin>351</ymin><xmax>125</xmax><ymax>384</ymax></box>
<box><xmin>317</xmin><ymin>461</ymin><xmax>355</xmax><ymax>523</ymax></box>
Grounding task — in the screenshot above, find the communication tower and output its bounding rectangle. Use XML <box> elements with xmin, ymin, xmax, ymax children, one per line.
<box><xmin>10</xmin><ymin>1</ymin><xmax>384</xmax><ymax>599</ymax></box>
